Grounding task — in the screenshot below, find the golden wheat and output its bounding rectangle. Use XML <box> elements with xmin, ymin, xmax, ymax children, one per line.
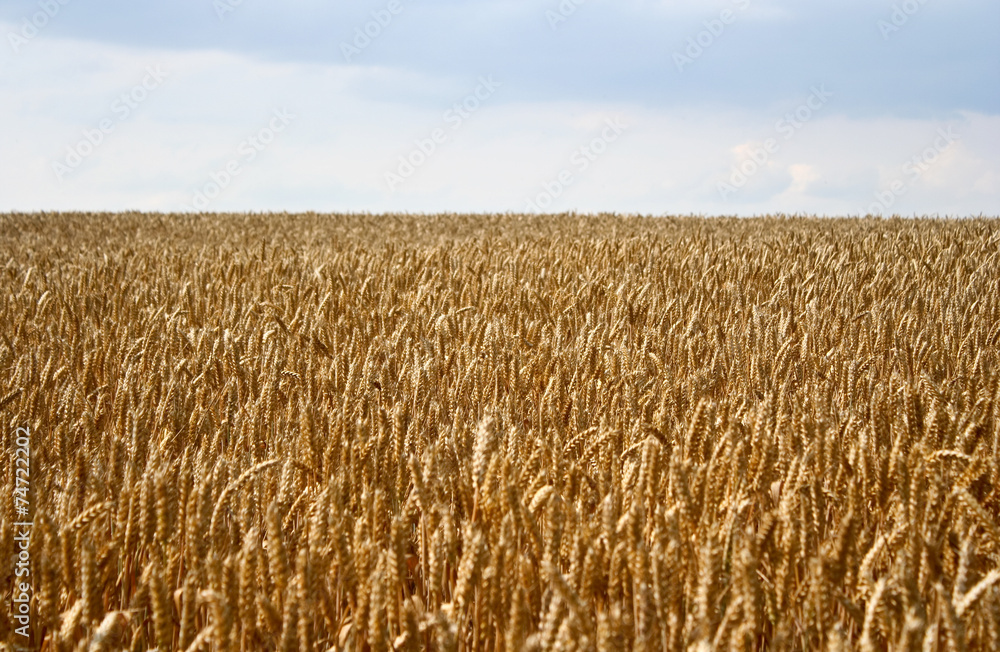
<box><xmin>0</xmin><ymin>212</ymin><xmax>998</xmax><ymax>650</ymax></box>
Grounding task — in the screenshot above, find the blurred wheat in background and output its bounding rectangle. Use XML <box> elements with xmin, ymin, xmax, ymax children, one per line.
<box><xmin>1</xmin><ymin>213</ymin><xmax>999</xmax><ymax>651</ymax></box>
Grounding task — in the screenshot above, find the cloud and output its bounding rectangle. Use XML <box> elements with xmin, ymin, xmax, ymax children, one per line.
<box><xmin>2</xmin><ymin>0</ymin><xmax>998</xmax><ymax>114</ymax></box>
<box><xmin>0</xmin><ymin>1</ymin><xmax>998</xmax><ymax>215</ymax></box>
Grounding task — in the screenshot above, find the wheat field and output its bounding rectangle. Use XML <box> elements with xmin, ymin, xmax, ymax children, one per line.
<box><xmin>1</xmin><ymin>213</ymin><xmax>999</xmax><ymax>651</ymax></box>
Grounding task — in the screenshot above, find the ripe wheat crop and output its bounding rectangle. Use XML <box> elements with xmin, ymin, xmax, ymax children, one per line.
<box><xmin>1</xmin><ymin>213</ymin><xmax>999</xmax><ymax>650</ymax></box>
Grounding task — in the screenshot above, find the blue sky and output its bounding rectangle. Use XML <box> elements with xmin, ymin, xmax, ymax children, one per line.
<box><xmin>1</xmin><ymin>0</ymin><xmax>998</xmax><ymax>215</ymax></box>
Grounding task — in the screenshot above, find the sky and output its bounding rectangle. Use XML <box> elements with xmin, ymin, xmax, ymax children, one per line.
<box><xmin>0</xmin><ymin>0</ymin><xmax>998</xmax><ymax>216</ymax></box>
